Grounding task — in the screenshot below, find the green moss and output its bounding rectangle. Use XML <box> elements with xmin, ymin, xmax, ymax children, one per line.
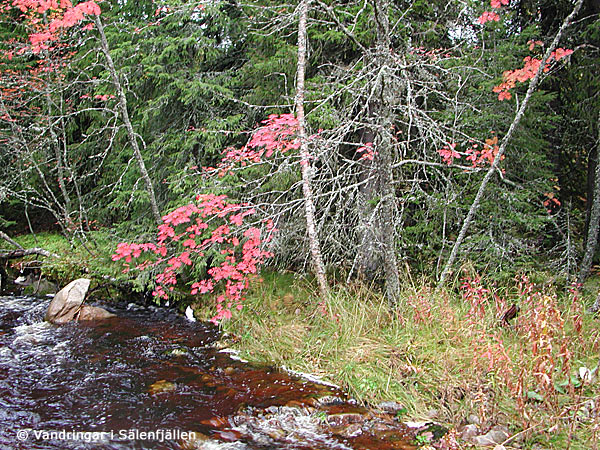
<box><xmin>11</xmin><ymin>231</ymin><xmax>144</xmax><ymax>297</ymax></box>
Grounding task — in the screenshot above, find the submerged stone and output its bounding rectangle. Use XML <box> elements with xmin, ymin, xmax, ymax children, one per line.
<box><xmin>326</xmin><ymin>412</ymin><xmax>364</xmax><ymax>427</ymax></box>
<box><xmin>148</xmin><ymin>379</ymin><xmax>177</xmax><ymax>395</ymax></box>
<box><xmin>78</xmin><ymin>305</ymin><xmax>115</xmax><ymax>321</ymax></box>
<box><xmin>336</xmin><ymin>422</ymin><xmax>363</xmax><ymax>438</ymax></box>
<box><xmin>377</xmin><ymin>401</ymin><xmax>406</xmax><ymax>414</ymax></box>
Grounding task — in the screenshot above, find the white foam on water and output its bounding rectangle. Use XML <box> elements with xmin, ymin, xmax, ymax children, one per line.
<box><xmin>10</xmin><ymin>322</ymin><xmax>73</xmax><ymax>363</ymax></box>
<box><xmin>218</xmin><ymin>348</ymin><xmax>248</xmax><ymax>363</ymax></box>
<box><xmin>1</xmin><ymin>296</ymin><xmax>38</xmax><ymax>312</ymax></box>
<box><xmin>230</xmin><ymin>406</ymin><xmax>351</xmax><ymax>450</ymax></box>
<box><xmin>281</xmin><ymin>366</ymin><xmax>339</xmax><ymax>388</ymax></box>
<box><xmin>13</xmin><ymin>321</ymin><xmax>53</xmax><ymax>344</ymax></box>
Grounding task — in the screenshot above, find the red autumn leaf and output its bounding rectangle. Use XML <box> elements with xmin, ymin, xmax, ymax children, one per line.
<box><xmin>438</xmin><ymin>143</ymin><xmax>460</xmax><ymax>165</ymax></box>
<box><xmin>490</xmin><ymin>0</ymin><xmax>508</xmax><ymax>8</ymax></box>
<box><xmin>478</xmin><ymin>11</ymin><xmax>500</xmax><ymax>24</ymax></box>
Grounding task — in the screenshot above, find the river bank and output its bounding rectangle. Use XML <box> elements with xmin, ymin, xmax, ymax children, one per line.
<box><xmin>4</xmin><ymin>231</ymin><xmax>600</xmax><ymax>449</ymax></box>
<box><xmin>211</xmin><ymin>273</ymin><xmax>599</xmax><ymax>450</ymax></box>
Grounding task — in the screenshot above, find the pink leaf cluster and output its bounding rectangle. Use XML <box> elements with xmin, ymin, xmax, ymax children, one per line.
<box><xmin>490</xmin><ymin>0</ymin><xmax>509</xmax><ymax>8</ymax></box>
<box><xmin>477</xmin><ymin>0</ymin><xmax>508</xmax><ymax>25</ymax></box>
<box><xmin>112</xmin><ymin>194</ymin><xmax>274</xmax><ymax>323</ymax></box>
<box><xmin>543</xmin><ymin>191</ymin><xmax>561</xmax><ymax>213</ymax></box>
<box><xmin>528</xmin><ymin>39</ymin><xmax>543</xmax><ymax>51</ymax></box>
<box><xmin>356</xmin><ymin>142</ymin><xmax>377</xmax><ymax>161</ymax></box>
<box><xmin>466</xmin><ymin>136</ymin><xmax>504</xmax><ymax>167</ymax></box>
<box><xmin>438</xmin><ymin>143</ymin><xmax>460</xmax><ymax>165</ymax></box>
<box><xmin>218</xmin><ymin>114</ymin><xmax>300</xmax><ymax>175</ymax></box>
<box><xmin>477</xmin><ymin>11</ymin><xmax>500</xmax><ymax>25</ymax></box>
<box><xmin>9</xmin><ymin>0</ymin><xmax>101</xmax><ymax>53</ymax></box>
<box><xmin>438</xmin><ymin>136</ymin><xmax>504</xmax><ymax>168</ymax></box>
<box><xmin>493</xmin><ymin>48</ymin><xmax>573</xmax><ymax>100</ymax></box>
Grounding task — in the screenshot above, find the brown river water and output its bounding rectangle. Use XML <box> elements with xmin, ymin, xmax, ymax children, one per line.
<box><xmin>0</xmin><ymin>295</ymin><xmax>418</xmax><ymax>450</ymax></box>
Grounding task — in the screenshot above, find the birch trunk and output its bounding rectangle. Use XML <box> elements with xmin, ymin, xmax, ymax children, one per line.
<box><xmin>94</xmin><ymin>16</ymin><xmax>162</xmax><ymax>224</ymax></box>
<box><xmin>295</xmin><ymin>0</ymin><xmax>329</xmax><ymax>298</ymax></box>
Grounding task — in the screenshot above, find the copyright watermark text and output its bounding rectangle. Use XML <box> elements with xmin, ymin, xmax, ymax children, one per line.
<box><xmin>17</xmin><ymin>428</ymin><xmax>198</xmax><ymax>443</ymax></box>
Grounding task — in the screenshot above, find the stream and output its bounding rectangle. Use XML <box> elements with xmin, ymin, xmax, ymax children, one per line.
<box><xmin>0</xmin><ymin>294</ymin><xmax>418</xmax><ymax>450</ymax></box>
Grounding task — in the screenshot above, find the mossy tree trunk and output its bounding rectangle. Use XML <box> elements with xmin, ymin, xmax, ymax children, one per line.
<box><xmin>356</xmin><ymin>0</ymin><xmax>400</xmax><ymax>306</ymax></box>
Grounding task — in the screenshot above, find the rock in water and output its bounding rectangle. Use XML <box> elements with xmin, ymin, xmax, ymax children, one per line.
<box><xmin>78</xmin><ymin>305</ymin><xmax>115</xmax><ymax>321</ymax></box>
<box><xmin>44</xmin><ymin>279</ymin><xmax>114</xmax><ymax>324</ymax></box>
<box><xmin>45</xmin><ymin>278</ymin><xmax>91</xmax><ymax>324</ymax></box>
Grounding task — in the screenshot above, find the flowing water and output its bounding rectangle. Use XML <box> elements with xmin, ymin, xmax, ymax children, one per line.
<box><xmin>0</xmin><ymin>295</ymin><xmax>417</xmax><ymax>450</ymax></box>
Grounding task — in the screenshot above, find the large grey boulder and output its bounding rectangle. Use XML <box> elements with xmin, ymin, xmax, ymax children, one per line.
<box><xmin>45</xmin><ymin>278</ymin><xmax>114</xmax><ymax>324</ymax></box>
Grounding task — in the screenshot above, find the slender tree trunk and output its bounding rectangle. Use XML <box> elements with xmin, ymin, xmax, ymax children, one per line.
<box><xmin>94</xmin><ymin>16</ymin><xmax>162</xmax><ymax>224</ymax></box>
<box><xmin>295</xmin><ymin>0</ymin><xmax>329</xmax><ymax>298</ymax></box>
<box><xmin>438</xmin><ymin>0</ymin><xmax>585</xmax><ymax>288</ymax></box>
<box><xmin>59</xmin><ymin>106</ymin><xmax>88</xmax><ymax>232</ymax></box>
<box><xmin>46</xmin><ymin>93</ymin><xmax>71</xmax><ymax>216</ymax></box>
<box><xmin>579</xmin><ymin>110</ymin><xmax>600</xmax><ymax>287</ymax></box>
